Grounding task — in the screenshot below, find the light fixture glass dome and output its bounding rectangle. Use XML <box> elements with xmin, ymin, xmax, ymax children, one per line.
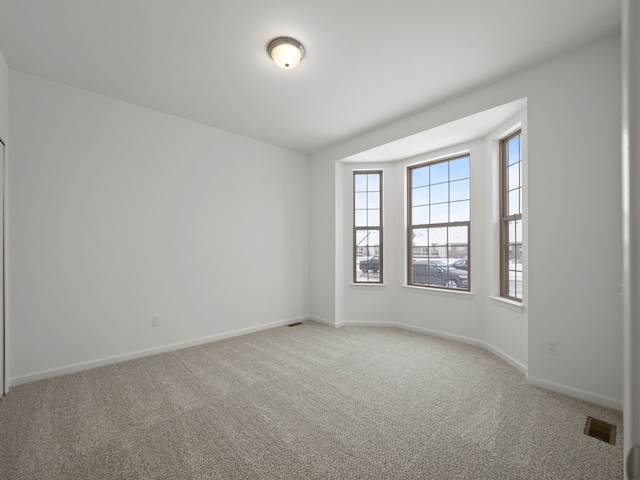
<box><xmin>268</xmin><ymin>37</ymin><xmax>304</xmax><ymax>69</ymax></box>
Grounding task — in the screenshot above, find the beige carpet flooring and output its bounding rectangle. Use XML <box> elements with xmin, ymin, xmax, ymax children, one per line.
<box><xmin>0</xmin><ymin>321</ymin><xmax>624</xmax><ymax>479</ymax></box>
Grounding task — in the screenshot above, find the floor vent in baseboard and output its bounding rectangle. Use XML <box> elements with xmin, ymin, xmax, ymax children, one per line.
<box><xmin>584</xmin><ymin>416</ymin><xmax>616</xmax><ymax>445</ymax></box>
<box><xmin>288</xmin><ymin>322</ymin><xmax>304</xmax><ymax>327</ymax></box>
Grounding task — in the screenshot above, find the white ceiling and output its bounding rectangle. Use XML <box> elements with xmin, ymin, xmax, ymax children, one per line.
<box><xmin>0</xmin><ymin>0</ymin><xmax>621</xmax><ymax>154</ymax></box>
<box><xmin>342</xmin><ymin>98</ymin><xmax>527</xmax><ymax>163</ymax></box>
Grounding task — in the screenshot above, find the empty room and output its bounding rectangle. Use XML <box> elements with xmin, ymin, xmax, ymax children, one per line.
<box><xmin>0</xmin><ymin>1</ymin><xmax>639</xmax><ymax>479</ymax></box>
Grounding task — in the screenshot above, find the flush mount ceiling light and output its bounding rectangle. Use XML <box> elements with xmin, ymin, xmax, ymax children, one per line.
<box><xmin>268</xmin><ymin>37</ymin><xmax>305</xmax><ymax>69</ymax></box>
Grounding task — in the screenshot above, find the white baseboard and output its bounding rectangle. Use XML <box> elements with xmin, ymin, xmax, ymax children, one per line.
<box><xmin>8</xmin><ymin>316</ymin><xmax>622</xmax><ymax>411</ymax></box>
<box><xmin>307</xmin><ymin>315</ymin><xmax>335</xmax><ymax>327</ymax></box>
<box><xmin>525</xmin><ymin>374</ymin><xmax>623</xmax><ymax>411</ymax></box>
<box><xmin>482</xmin><ymin>342</ymin><xmax>527</xmax><ymax>374</ymax></box>
<box><xmin>337</xmin><ymin>319</ymin><xmax>485</xmax><ymax>347</ymax></box>
<box><xmin>332</xmin><ymin>320</ymin><xmax>619</xmax><ymax>410</ymax></box>
<box><xmin>327</xmin><ymin>319</ymin><xmax>622</xmax><ymax>409</ymax></box>
<box><xmin>338</xmin><ymin>320</ymin><xmax>525</xmax><ymax>373</ymax></box>
<box><xmin>391</xmin><ymin>322</ymin><xmax>486</xmax><ymax>348</ymax></box>
<box><xmin>8</xmin><ymin>316</ymin><xmax>307</xmax><ymax>388</ymax></box>
<box><xmin>336</xmin><ymin>320</ymin><xmax>393</xmax><ymax>328</ymax></box>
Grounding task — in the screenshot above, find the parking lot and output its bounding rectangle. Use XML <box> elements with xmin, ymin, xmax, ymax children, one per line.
<box><xmin>356</xmin><ymin>257</ymin><xmax>523</xmax><ymax>298</ymax></box>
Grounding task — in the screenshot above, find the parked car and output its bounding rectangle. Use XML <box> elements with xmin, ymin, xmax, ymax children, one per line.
<box><xmin>359</xmin><ymin>255</ymin><xmax>380</xmax><ymax>273</ymax></box>
<box><xmin>451</xmin><ymin>258</ymin><xmax>468</xmax><ymax>271</ymax></box>
<box><xmin>411</xmin><ymin>260</ymin><xmax>468</xmax><ymax>288</ymax></box>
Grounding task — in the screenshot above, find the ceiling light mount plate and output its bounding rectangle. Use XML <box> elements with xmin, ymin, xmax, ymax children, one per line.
<box><xmin>268</xmin><ymin>37</ymin><xmax>305</xmax><ymax>69</ymax></box>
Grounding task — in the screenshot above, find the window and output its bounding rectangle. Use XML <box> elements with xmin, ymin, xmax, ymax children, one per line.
<box><xmin>408</xmin><ymin>155</ymin><xmax>470</xmax><ymax>290</ymax></box>
<box><xmin>500</xmin><ymin>130</ymin><xmax>523</xmax><ymax>301</ymax></box>
<box><xmin>354</xmin><ymin>171</ymin><xmax>382</xmax><ymax>283</ymax></box>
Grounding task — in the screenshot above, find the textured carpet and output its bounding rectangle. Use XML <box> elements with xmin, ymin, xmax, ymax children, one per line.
<box><xmin>0</xmin><ymin>322</ymin><xmax>623</xmax><ymax>479</ymax></box>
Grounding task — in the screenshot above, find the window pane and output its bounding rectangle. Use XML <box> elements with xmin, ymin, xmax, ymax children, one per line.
<box><xmin>355</xmin><ymin>228</ymin><xmax>381</xmax><ymax>283</ymax></box>
<box><xmin>366</xmin><ymin>229</ymin><xmax>380</xmax><ymax>245</ymax></box>
<box><xmin>450</xmin><ymin>179</ymin><xmax>470</xmax><ymax>202</ymax></box>
<box><xmin>450</xmin><ymin>200</ymin><xmax>470</xmax><ymax>222</ymax></box>
<box><xmin>355</xmin><ymin>229</ymin><xmax>371</xmax><ymax>246</ymax></box>
<box><xmin>508</xmin><ymin>164</ymin><xmax>520</xmax><ymax>191</ymax></box>
<box><xmin>508</xmin><ymin>271</ymin><xmax>517</xmax><ymax>298</ymax></box>
<box><xmin>508</xmin><ymin>271</ymin><xmax>522</xmax><ymax>298</ymax></box>
<box><xmin>520</xmin><ymin>189</ymin><xmax>523</xmax><ymax>214</ymax></box>
<box><xmin>430</xmin><ymin>203</ymin><xmax>448</xmax><ymax>224</ymax></box>
<box><xmin>508</xmin><ymin>189</ymin><xmax>520</xmax><ymax>215</ymax></box>
<box><xmin>431</xmin><ymin>183</ymin><xmax>448</xmax><ymax>204</ymax></box>
<box><xmin>354</xmin><ymin>174</ymin><xmax>367</xmax><ymax>192</ymax></box>
<box><xmin>515</xmin><ymin>219</ymin><xmax>522</xmax><ymax>243</ymax></box>
<box><xmin>368</xmin><ymin>192</ymin><xmax>380</xmax><ymax>209</ymax></box>
<box><xmin>367</xmin><ymin>209</ymin><xmax>380</xmax><ymax>227</ymax></box>
<box><xmin>411</xmin><ymin>228</ymin><xmax>428</xmax><ymax>252</ymax></box>
<box><xmin>508</xmin><ymin>136</ymin><xmax>520</xmax><ymax>165</ymax></box>
<box><xmin>429</xmin><ymin>226</ymin><xmax>447</xmax><ymax>246</ymax></box>
<box><xmin>520</xmin><ymin>162</ymin><xmax>523</xmax><ymax>185</ymax></box>
<box><xmin>355</xmin><ymin>192</ymin><xmax>367</xmax><ymax>209</ymax></box>
<box><xmin>448</xmin><ymin>225</ymin><xmax>468</xmax><ymax>245</ymax></box>
<box><xmin>508</xmin><ymin>220</ymin><xmax>516</xmax><ymax>246</ymax></box>
<box><xmin>412</xmin><ymin>206</ymin><xmax>429</xmax><ymax>225</ymax></box>
<box><xmin>430</xmin><ymin>162</ymin><xmax>448</xmax><ymax>184</ymax></box>
<box><xmin>510</xmin><ymin>243</ymin><xmax>522</xmax><ymax>272</ymax></box>
<box><xmin>412</xmin><ymin>186</ymin><xmax>429</xmax><ymax>206</ymax></box>
<box><xmin>450</xmin><ymin>156</ymin><xmax>469</xmax><ymax>181</ymax></box>
<box><xmin>355</xmin><ymin>230</ymin><xmax>380</xmax><ymax>251</ymax></box>
<box><xmin>412</xmin><ymin>167</ymin><xmax>429</xmax><ymax>188</ymax></box>
<box><xmin>367</xmin><ymin>174</ymin><xmax>380</xmax><ymax>192</ymax></box>
<box><xmin>355</xmin><ymin>210</ymin><xmax>367</xmax><ymax>227</ymax></box>
<box><xmin>453</xmin><ymin>245</ymin><xmax>468</xmax><ymax>259</ymax></box>
<box><xmin>432</xmin><ymin>245</ymin><xmax>447</xmax><ymax>260</ymax></box>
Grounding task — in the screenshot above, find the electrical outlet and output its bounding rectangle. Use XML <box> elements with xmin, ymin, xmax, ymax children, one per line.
<box><xmin>152</xmin><ymin>315</ymin><xmax>160</xmax><ymax>327</ymax></box>
<box><xmin>546</xmin><ymin>339</ymin><xmax>559</xmax><ymax>356</ymax></box>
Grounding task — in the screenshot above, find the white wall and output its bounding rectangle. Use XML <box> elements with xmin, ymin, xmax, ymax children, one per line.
<box><xmin>310</xmin><ymin>35</ymin><xmax>622</xmax><ymax>408</ymax></box>
<box><xmin>0</xmin><ymin>47</ymin><xmax>7</xmax><ymax>138</ymax></box>
<box><xmin>308</xmin><ymin>154</ymin><xmax>336</xmax><ymax>324</ymax></box>
<box><xmin>392</xmin><ymin>140</ymin><xmax>487</xmax><ymax>344</ymax></box>
<box><xmin>524</xmin><ymin>37</ymin><xmax>622</xmax><ymax>407</ymax></box>
<box><xmin>622</xmin><ymin>0</ymin><xmax>640</xmax><ymax>471</ymax></box>
<box><xmin>483</xmin><ymin>114</ymin><xmax>528</xmax><ymax>371</ymax></box>
<box><xmin>340</xmin><ymin>161</ymin><xmax>396</xmax><ymax>325</ymax></box>
<box><xmin>0</xmin><ymin>45</ymin><xmax>7</xmax><ymax>395</ymax></box>
<box><xmin>339</xmin><ymin>126</ymin><xmax>528</xmax><ymax>374</ymax></box>
<box><xmin>8</xmin><ymin>71</ymin><xmax>309</xmax><ymax>385</ymax></box>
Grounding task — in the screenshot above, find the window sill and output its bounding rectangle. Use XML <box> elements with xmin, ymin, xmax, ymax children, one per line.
<box><xmin>489</xmin><ymin>296</ymin><xmax>525</xmax><ymax>312</ymax></box>
<box><xmin>350</xmin><ymin>283</ymin><xmax>388</xmax><ymax>289</ymax></box>
<box><xmin>401</xmin><ymin>285</ymin><xmax>474</xmax><ymax>299</ymax></box>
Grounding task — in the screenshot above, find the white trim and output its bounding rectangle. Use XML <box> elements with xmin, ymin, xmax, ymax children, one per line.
<box><xmin>337</xmin><ymin>319</ymin><xmax>484</xmax><ymax>347</ymax></box>
<box><xmin>390</xmin><ymin>321</ymin><xmax>484</xmax><ymax>347</ymax></box>
<box><xmin>483</xmin><ymin>341</ymin><xmax>527</xmax><ymax>373</ymax></box>
<box><xmin>338</xmin><ymin>320</ymin><xmax>525</xmax><ymax>374</ymax></box>
<box><xmin>525</xmin><ymin>374</ymin><xmax>622</xmax><ymax>411</ymax></box>
<box><xmin>0</xmin><ymin>138</ymin><xmax>4</xmax><ymax>397</ymax></box>
<box><xmin>402</xmin><ymin>285</ymin><xmax>474</xmax><ymax>299</ymax></box>
<box><xmin>307</xmin><ymin>315</ymin><xmax>336</xmax><ymax>327</ymax></box>
<box><xmin>8</xmin><ymin>316</ymin><xmax>307</xmax><ymax>388</ymax></box>
<box><xmin>335</xmin><ymin>320</ymin><xmax>391</xmax><ymax>328</ymax></box>
<box><xmin>405</xmin><ymin>148</ymin><xmax>472</xmax><ymax>168</ymax></box>
<box><xmin>488</xmin><ymin>296</ymin><xmax>525</xmax><ymax>313</ymax></box>
<box><xmin>350</xmin><ymin>283</ymin><xmax>388</xmax><ymax>288</ymax></box>
<box><xmin>622</xmin><ymin>0</ymin><xmax>640</xmax><ymax>467</ymax></box>
<box><xmin>497</xmin><ymin>122</ymin><xmax>522</xmax><ymax>141</ymax></box>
